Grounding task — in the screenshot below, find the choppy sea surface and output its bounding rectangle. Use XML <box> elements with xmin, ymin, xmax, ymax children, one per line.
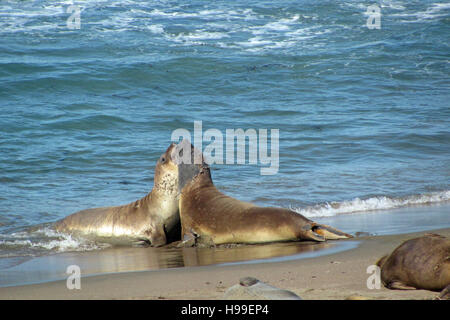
<box><xmin>0</xmin><ymin>0</ymin><xmax>449</xmax><ymax>267</ymax></box>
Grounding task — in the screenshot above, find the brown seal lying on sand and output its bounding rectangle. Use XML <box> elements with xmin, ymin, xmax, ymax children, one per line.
<box><xmin>376</xmin><ymin>233</ymin><xmax>450</xmax><ymax>297</ymax></box>
<box><xmin>54</xmin><ymin>142</ymin><xmax>196</xmax><ymax>246</ymax></box>
<box><xmin>178</xmin><ymin>163</ymin><xmax>353</xmax><ymax>247</ymax></box>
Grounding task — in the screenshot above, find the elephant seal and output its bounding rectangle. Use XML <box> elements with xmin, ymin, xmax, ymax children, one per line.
<box><xmin>54</xmin><ymin>142</ymin><xmax>193</xmax><ymax>246</ymax></box>
<box><xmin>178</xmin><ymin>164</ymin><xmax>353</xmax><ymax>247</ymax></box>
<box><xmin>224</xmin><ymin>277</ymin><xmax>301</xmax><ymax>300</ymax></box>
<box><xmin>376</xmin><ymin>233</ymin><xmax>450</xmax><ymax>293</ymax></box>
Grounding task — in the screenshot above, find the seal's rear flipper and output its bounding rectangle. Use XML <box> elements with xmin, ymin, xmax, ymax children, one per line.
<box><xmin>388</xmin><ymin>281</ymin><xmax>417</xmax><ymax>290</ymax></box>
<box><xmin>436</xmin><ymin>285</ymin><xmax>450</xmax><ymax>300</ymax></box>
<box><xmin>312</xmin><ymin>223</ymin><xmax>353</xmax><ymax>240</ymax></box>
<box><xmin>300</xmin><ymin>224</ymin><xmax>326</xmax><ymax>242</ymax></box>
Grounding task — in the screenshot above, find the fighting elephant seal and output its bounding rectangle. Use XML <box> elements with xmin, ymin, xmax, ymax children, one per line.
<box><xmin>178</xmin><ymin>164</ymin><xmax>353</xmax><ymax>247</ymax></box>
<box><xmin>376</xmin><ymin>233</ymin><xmax>450</xmax><ymax>293</ymax></box>
<box><xmin>54</xmin><ymin>142</ymin><xmax>188</xmax><ymax>246</ymax></box>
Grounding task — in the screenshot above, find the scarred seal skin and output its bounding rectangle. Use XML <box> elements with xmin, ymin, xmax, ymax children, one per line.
<box><xmin>54</xmin><ymin>142</ymin><xmax>186</xmax><ymax>246</ymax></box>
<box><xmin>178</xmin><ymin>163</ymin><xmax>353</xmax><ymax>247</ymax></box>
<box><xmin>377</xmin><ymin>233</ymin><xmax>450</xmax><ymax>294</ymax></box>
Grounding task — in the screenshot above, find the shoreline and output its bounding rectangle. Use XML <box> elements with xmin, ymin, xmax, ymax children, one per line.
<box><xmin>1</xmin><ymin>227</ymin><xmax>449</xmax><ymax>300</ymax></box>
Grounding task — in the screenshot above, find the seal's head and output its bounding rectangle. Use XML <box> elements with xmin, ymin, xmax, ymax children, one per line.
<box><xmin>172</xmin><ymin>139</ymin><xmax>206</xmax><ymax>192</ymax></box>
<box><xmin>153</xmin><ymin>143</ymin><xmax>180</xmax><ymax>194</ymax></box>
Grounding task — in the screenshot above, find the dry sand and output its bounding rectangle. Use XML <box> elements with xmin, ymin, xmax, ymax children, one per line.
<box><xmin>1</xmin><ymin>228</ymin><xmax>449</xmax><ymax>300</ymax></box>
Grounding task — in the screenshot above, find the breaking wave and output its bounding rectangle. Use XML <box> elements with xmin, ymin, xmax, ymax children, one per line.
<box><xmin>0</xmin><ymin>225</ymin><xmax>110</xmax><ymax>258</ymax></box>
<box><xmin>292</xmin><ymin>190</ymin><xmax>450</xmax><ymax>218</ymax></box>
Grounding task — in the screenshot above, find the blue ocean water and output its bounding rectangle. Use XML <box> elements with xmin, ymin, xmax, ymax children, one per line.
<box><xmin>0</xmin><ymin>0</ymin><xmax>449</xmax><ymax>258</ymax></box>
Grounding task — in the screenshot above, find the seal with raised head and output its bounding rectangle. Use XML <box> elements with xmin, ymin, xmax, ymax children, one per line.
<box><xmin>376</xmin><ymin>233</ymin><xmax>450</xmax><ymax>293</ymax></box>
<box><xmin>178</xmin><ymin>164</ymin><xmax>353</xmax><ymax>246</ymax></box>
<box><xmin>54</xmin><ymin>142</ymin><xmax>187</xmax><ymax>246</ymax></box>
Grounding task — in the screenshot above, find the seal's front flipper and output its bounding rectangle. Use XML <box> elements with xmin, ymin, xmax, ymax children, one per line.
<box><xmin>132</xmin><ymin>239</ymin><xmax>151</xmax><ymax>247</ymax></box>
<box><xmin>312</xmin><ymin>223</ymin><xmax>353</xmax><ymax>240</ymax></box>
<box><xmin>388</xmin><ymin>281</ymin><xmax>417</xmax><ymax>290</ymax></box>
<box><xmin>148</xmin><ymin>224</ymin><xmax>167</xmax><ymax>247</ymax></box>
<box><xmin>177</xmin><ymin>231</ymin><xmax>196</xmax><ymax>247</ymax></box>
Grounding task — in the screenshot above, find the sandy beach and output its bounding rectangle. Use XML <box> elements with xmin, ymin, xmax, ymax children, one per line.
<box><xmin>1</xmin><ymin>227</ymin><xmax>448</xmax><ymax>300</ymax></box>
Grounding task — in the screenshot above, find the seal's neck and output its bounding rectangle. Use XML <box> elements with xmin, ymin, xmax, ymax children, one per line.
<box><xmin>153</xmin><ymin>171</ymin><xmax>179</xmax><ymax>196</ymax></box>
<box><xmin>137</xmin><ymin>173</ymin><xmax>179</xmax><ymax>207</ymax></box>
<box><xmin>186</xmin><ymin>168</ymin><xmax>215</xmax><ymax>193</ymax></box>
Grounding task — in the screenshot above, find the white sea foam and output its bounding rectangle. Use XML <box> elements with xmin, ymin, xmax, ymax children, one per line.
<box><xmin>235</xmin><ymin>36</ymin><xmax>273</xmax><ymax>48</ymax></box>
<box><xmin>170</xmin><ymin>31</ymin><xmax>230</xmax><ymax>42</ymax></box>
<box><xmin>391</xmin><ymin>2</ymin><xmax>450</xmax><ymax>22</ymax></box>
<box><xmin>147</xmin><ymin>24</ymin><xmax>164</xmax><ymax>34</ymax></box>
<box><xmin>148</xmin><ymin>7</ymin><xmax>258</xmax><ymax>20</ymax></box>
<box><xmin>342</xmin><ymin>0</ymin><xmax>405</xmax><ymax>11</ymax></box>
<box><xmin>0</xmin><ymin>226</ymin><xmax>110</xmax><ymax>255</ymax></box>
<box><xmin>250</xmin><ymin>14</ymin><xmax>300</xmax><ymax>35</ymax></box>
<box><xmin>230</xmin><ymin>23</ymin><xmax>329</xmax><ymax>53</ymax></box>
<box><xmin>0</xmin><ymin>3</ymin><xmax>324</xmax><ymax>53</ymax></box>
<box><xmin>291</xmin><ymin>190</ymin><xmax>450</xmax><ymax>218</ymax></box>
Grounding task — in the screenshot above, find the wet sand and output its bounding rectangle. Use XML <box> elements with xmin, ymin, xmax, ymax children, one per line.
<box><xmin>0</xmin><ymin>239</ymin><xmax>356</xmax><ymax>287</ymax></box>
<box><xmin>1</xmin><ymin>227</ymin><xmax>448</xmax><ymax>300</ymax></box>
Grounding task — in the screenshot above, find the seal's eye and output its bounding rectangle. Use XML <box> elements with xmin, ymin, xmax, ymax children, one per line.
<box><xmin>160</xmin><ymin>156</ymin><xmax>166</xmax><ymax>163</ymax></box>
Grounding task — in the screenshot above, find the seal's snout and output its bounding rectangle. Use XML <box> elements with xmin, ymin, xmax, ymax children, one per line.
<box><xmin>167</xmin><ymin>142</ymin><xmax>177</xmax><ymax>154</ymax></box>
<box><xmin>171</xmin><ymin>139</ymin><xmax>203</xmax><ymax>165</ymax></box>
<box><xmin>158</xmin><ymin>143</ymin><xmax>177</xmax><ymax>165</ymax></box>
<box><xmin>157</xmin><ymin>143</ymin><xmax>178</xmax><ymax>166</ymax></box>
